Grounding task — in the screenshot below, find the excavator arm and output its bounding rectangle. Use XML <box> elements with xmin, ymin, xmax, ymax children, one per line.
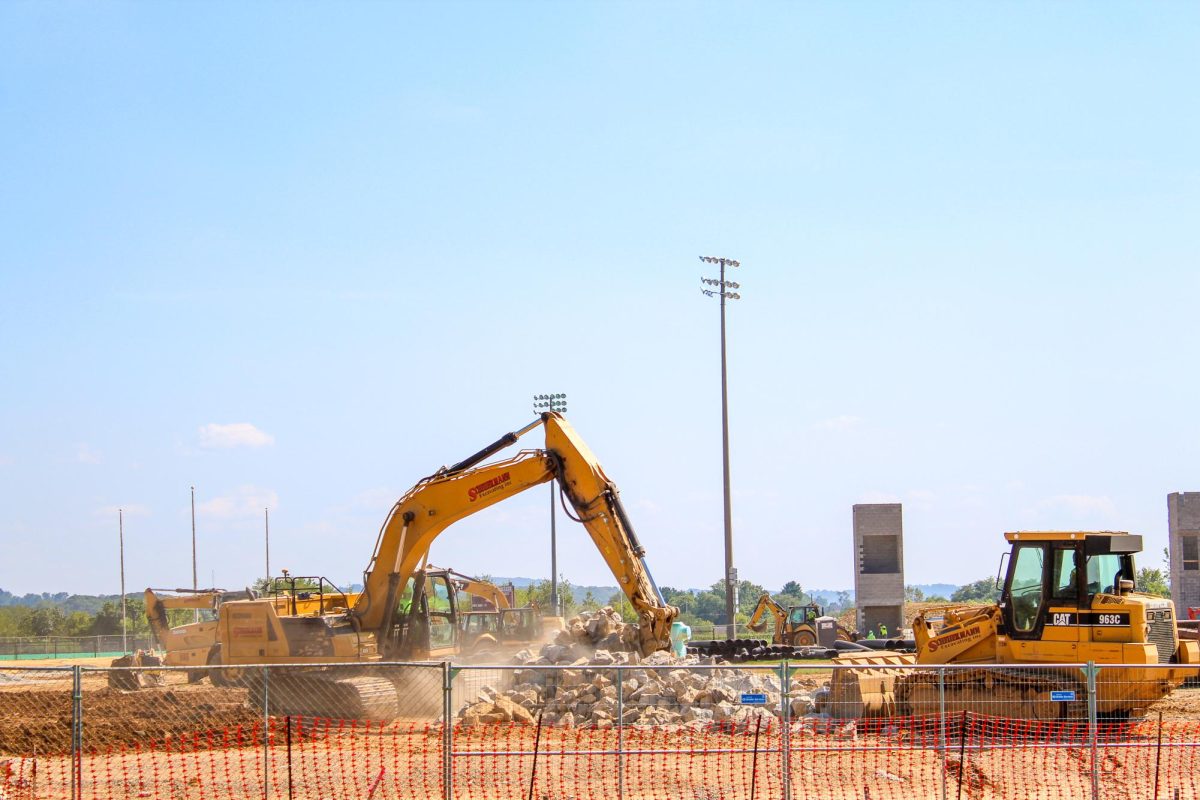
<box><xmin>352</xmin><ymin>413</ymin><xmax>678</xmax><ymax>655</ymax></box>
<box><xmin>746</xmin><ymin>593</ymin><xmax>786</xmax><ymax>636</ymax></box>
<box><xmin>144</xmin><ymin>588</ymin><xmax>223</xmax><ymax>647</ymax></box>
<box><xmin>445</xmin><ymin>569</ymin><xmax>512</xmax><ymax>610</ymax></box>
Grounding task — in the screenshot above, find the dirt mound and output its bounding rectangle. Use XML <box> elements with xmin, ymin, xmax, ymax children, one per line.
<box><xmin>0</xmin><ymin>685</ymin><xmax>260</xmax><ymax>756</ymax></box>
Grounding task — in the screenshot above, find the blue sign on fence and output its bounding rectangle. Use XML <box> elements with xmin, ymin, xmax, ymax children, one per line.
<box><xmin>740</xmin><ymin>693</ymin><xmax>768</xmax><ymax>705</ymax></box>
<box><xmin>1050</xmin><ymin>690</ymin><xmax>1076</xmax><ymax>702</ymax></box>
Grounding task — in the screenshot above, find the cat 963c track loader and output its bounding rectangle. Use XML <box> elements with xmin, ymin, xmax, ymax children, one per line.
<box><xmin>831</xmin><ymin>531</ymin><xmax>1200</xmax><ymax>719</ymax></box>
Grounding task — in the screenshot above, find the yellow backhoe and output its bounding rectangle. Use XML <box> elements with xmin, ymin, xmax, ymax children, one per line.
<box><xmin>746</xmin><ymin>593</ymin><xmax>857</xmax><ymax>646</ymax></box>
<box><xmin>830</xmin><ymin>531</ymin><xmax>1200</xmax><ymax>719</ymax></box>
<box><xmin>210</xmin><ymin>412</ymin><xmax>678</xmax><ymax>718</ymax></box>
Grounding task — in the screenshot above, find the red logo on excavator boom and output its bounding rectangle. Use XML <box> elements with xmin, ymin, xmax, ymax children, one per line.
<box><xmin>468</xmin><ymin>472</ymin><xmax>511</xmax><ymax>502</ymax></box>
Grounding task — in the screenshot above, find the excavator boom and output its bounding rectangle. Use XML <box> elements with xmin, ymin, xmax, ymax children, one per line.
<box><xmin>351</xmin><ymin>412</ymin><xmax>676</xmax><ymax>656</ymax></box>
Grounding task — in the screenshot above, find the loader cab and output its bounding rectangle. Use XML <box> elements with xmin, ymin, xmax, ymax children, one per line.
<box><xmin>1001</xmin><ymin>532</ymin><xmax>1140</xmax><ymax>639</ymax></box>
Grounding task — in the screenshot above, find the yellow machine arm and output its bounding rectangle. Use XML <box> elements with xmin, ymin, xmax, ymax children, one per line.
<box><xmin>144</xmin><ymin>588</ymin><xmax>223</xmax><ymax>645</ymax></box>
<box><xmin>442</xmin><ymin>568</ymin><xmax>512</xmax><ymax>610</ymax></box>
<box><xmin>352</xmin><ymin>412</ymin><xmax>677</xmax><ymax>655</ymax></box>
<box><xmin>746</xmin><ymin>592</ymin><xmax>786</xmax><ymax>634</ymax></box>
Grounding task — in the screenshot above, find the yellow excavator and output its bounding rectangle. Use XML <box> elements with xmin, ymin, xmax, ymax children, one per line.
<box><xmin>746</xmin><ymin>593</ymin><xmax>857</xmax><ymax>646</ymax></box>
<box><xmin>211</xmin><ymin>412</ymin><xmax>678</xmax><ymax>718</ymax></box>
<box><xmin>830</xmin><ymin>531</ymin><xmax>1200</xmax><ymax>719</ymax></box>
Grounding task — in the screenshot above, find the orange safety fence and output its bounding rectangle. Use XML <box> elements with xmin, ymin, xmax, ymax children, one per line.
<box><xmin>5</xmin><ymin>713</ymin><xmax>1200</xmax><ymax>799</ymax></box>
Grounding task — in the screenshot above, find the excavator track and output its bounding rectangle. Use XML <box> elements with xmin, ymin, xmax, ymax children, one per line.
<box><xmin>247</xmin><ymin>673</ymin><xmax>403</xmax><ymax>722</ymax></box>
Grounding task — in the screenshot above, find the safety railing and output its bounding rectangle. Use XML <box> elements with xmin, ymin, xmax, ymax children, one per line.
<box><xmin>2</xmin><ymin>661</ymin><xmax>1198</xmax><ymax>799</ymax></box>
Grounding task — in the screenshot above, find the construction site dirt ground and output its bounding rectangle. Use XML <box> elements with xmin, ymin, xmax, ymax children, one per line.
<box><xmin>5</xmin><ymin>668</ymin><xmax>1200</xmax><ymax>799</ymax></box>
<box><xmin>7</xmin><ymin>720</ymin><xmax>1200</xmax><ymax>799</ymax></box>
<box><xmin>6</xmin><ymin>668</ymin><xmax>1200</xmax><ymax>753</ymax></box>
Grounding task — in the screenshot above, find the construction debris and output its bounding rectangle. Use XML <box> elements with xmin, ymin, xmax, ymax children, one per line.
<box><xmin>456</xmin><ymin>607</ymin><xmax>814</xmax><ymax>727</ymax></box>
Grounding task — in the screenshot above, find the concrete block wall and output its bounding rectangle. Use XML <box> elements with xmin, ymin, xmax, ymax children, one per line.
<box><xmin>853</xmin><ymin>503</ymin><xmax>905</xmax><ymax>636</ymax></box>
<box><xmin>1168</xmin><ymin>492</ymin><xmax>1200</xmax><ymax>616</ymax></box>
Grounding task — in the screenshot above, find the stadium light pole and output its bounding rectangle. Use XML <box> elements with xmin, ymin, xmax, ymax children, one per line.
<box><xmin>191</xmin><ymin>485</ymin><xmax>198</xmax><ymax>622</ymax></box>
<box><xmin>265</xmin><ymin>507</ymin><xmax>270</xmax><ymax>586</ymax></box>
<box><xmin>119</xmin><ymin>508</ymin><xmax>127</xmax><ymax>654</ymax></box>
<box><xmin>533</xmin><ymin>392</ymin><xmax>568</xmax><ymax>616</ymax></box>
<box><xmin>700</xmin><ymin>255</ymin><xmax>742</xmax><ymax>635</ymax></box>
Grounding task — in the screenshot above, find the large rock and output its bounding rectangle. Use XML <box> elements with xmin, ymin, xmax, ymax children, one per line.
<box><xmin>494</xmin><ymin>696</ymin><xmax>535</xmax><ymax>725</ymax></box>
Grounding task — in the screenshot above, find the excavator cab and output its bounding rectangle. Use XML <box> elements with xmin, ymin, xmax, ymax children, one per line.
<box><xmin>389</xmin><ymin>570</ymin><xmax>460</xmax><ymax>659</ymax></box>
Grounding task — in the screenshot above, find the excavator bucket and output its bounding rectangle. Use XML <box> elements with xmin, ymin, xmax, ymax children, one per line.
<box><xmin>827</xmin><ymin>651</ymin><xmax>915</xmax><ymax>719</ymax></box>
<box><xmin>108</xmin><ymin>651</ymin><xmax>165</xmax><ymax>690</ymax></box>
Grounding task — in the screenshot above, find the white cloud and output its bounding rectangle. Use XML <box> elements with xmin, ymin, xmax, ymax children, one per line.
<box><xmin>76</xmin><ymin>443</ymin><xmax>102</xmax><ymax>464</ymax></box>
<box><xmin>197</xmin><ymin>485</ymin><xmax>279</xmax><ymax>520</ymax></box>
<box><xmin>198</xmin><ymin>423</ymin><xmax>275</xmax><ymax>449</ymax></box>
<box><xmin>0</xmin><ymin>454</ymin><xmax>13</xmax><ymax>467</ymax></box>
<box><xmin>1040</xmin><ymin>494</ymin><xmax>1118</xmax><ymax>520</ymax></box>
<box><xmin>95</xmin><ymin>504</ymin><xmax>151</xmax><ymax>518</ymax></box>
<box><xmin>813</xmin><ymin>415</ymin><xmax>863</xmax><ymax>432</ymax></box>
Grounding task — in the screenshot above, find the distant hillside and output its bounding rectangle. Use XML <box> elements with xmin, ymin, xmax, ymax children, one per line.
<box><xmin>0</xmin><ymin>589</ymin><xmax>120</xmax><ymax>614</ymax></box>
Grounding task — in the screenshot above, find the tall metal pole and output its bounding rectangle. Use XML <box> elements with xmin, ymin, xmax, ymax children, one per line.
<box><xmin>533</xmin><ymin>393</ymin><xmax>568</xmax><ymax>616</ymax></box>
<box><xmin>265</xmin><ymin>507</ymin><xmax>270</xmax><ymax>584</ymax></box>
<box><xmin>549</xmin><ymin>482</ymin><xmax>557</xmax><ymax>615</ymax></box>
<box><xmin>700</xmin><ymin>256</ymin><xmax>742</xmax><ymax>635</ymax></box>
<box><xmin>119</xmin><ymin>508</ymin><xmax>127</xmax><ymax>654</ymax></box>
<box><xmin>191</xmin><ymin>485</ymin><xmax>198</xmax><ymax>622</ymax></box>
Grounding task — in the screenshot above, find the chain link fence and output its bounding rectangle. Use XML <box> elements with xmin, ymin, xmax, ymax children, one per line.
<box><xmin>0</xmin><ymin>635</ymin><xmax>155</xmax><ymax>661</ymax></box>
<box><xmin>3</xmin><ymin>661</ymin><xmax>1200</xmax><ymax>798</ymax></box>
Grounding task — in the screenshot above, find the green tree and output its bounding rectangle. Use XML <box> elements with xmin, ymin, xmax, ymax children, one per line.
<box><xmin>579</xmin><ymin>590</ymin><xmax>600</xmax><ymax>612</ymax></box>
<box><xmin>692</xmin><ymin>590</ymin><xmax>726</xmax><ymax>624</ymax></box>
<box><xmin>26</xmin><ymin>606</ymin><xmax>66</xmax><ymax>636</ymax></box>
<box><xmin>1136</xmin><ymin>568</ymin><xmax>1170</xmax><ymax>597</ymax></box>
<box><xmin>905</xmin><ymin>585</ymin><xmax>925</xmax><ymax>603</ymax></box>
<box><xmin>780</xmin><ymin>581</ymin><xmax>804</xmax><ymax>599</ymax></box>
<box><xmin>520</xmin><ymin>578</ymin><xmax>575</xmax><ymax>615</ymax></box>
<box><xmin>607</xmin><ymin>593</ymin><xmax>637</xmax><ymax>623</ymax></box>
<box><xmin>951</xmin><ymin>578</ymin><xmax>1000</xmax><ymax>604</ymax></box>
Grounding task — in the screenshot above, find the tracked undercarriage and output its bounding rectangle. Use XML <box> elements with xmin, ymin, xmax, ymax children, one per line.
<box><xmin>244</xmin><ymin>668</ymin><xmax>444</xmax><ymax>722</ymax></box>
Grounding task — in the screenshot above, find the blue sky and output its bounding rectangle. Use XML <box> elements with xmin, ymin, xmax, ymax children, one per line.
<box><xmin>1</xmin><ymin>3</ymin><xmax>1197</xmax><ymax>596</ymax></box>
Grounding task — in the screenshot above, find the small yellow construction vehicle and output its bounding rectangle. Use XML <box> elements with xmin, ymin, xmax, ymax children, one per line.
<box><xmin>440</xmin><ymin>568</ymin><xmax>545</xmax><ymax>657</ymax></box>
<box><xmin>746</xmin><ymin>593</ymin><xmax>857</xmax><ymax>646</ymax></box>
<box><xmin>210</xmin><ymin>412</ymin><xmax>678</xmax><ymax>718</ymax></box>
<box><xmin>831</xmin><ymin>531</ymin><xmax>1200</xmax><ymax>719</ymax></box>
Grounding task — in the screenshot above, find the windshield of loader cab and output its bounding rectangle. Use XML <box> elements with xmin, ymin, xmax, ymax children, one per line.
<box><xmin>1086</xmin><ymin>553</ymin><xmax>1127</xmax><ymax>596</ymax></box>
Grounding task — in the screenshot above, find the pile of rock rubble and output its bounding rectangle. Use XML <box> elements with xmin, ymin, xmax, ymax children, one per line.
<box><xmin>457</xmin><ymin>607</ymin><xmax>812</xmax><ymax>727</ymax></box>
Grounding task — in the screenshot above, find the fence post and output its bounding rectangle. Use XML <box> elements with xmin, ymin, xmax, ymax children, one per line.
<box><xmin>938</xmin><ymin>667</ymin><xmax>947</xmax><ymax>800</ymax></box>
<box><xmin>262</xmin><ymin>666</ymin><xmax>271</xmax><ymax>800</ymax></box>
<box><xmin>71</xmin><ymin>664</ymin><xmax>82</xmax><ymax>800</ymax></box>
<box><xmin>1086</xmin><ymin>661</ymin><xmax>1098</xmax><ymax>800</ymax></box>
<box><xmin>780</xmin><ymin>660</ymin><xmax>790</xmax><ymax>800</ymax></box>
<box><xmin>442</xmin><ymin>661</ymin><xmax>453</xmax><ymax>800</ymax></box>
<box><xmin>617</xmin><ymin>666</ymin><xmax>625</xmax><ymax>800</ymax></box>
<box><xmin>1153</xmin><ymin>710</ymin><xmax>1163</xmax><ymax>800</ymax></box>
